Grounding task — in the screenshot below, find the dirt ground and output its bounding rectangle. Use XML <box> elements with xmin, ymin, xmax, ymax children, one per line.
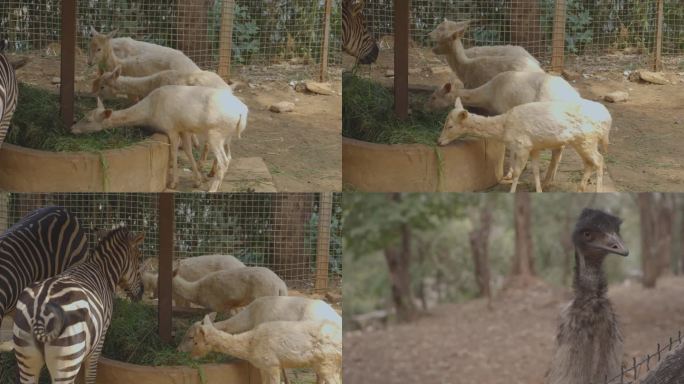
<box><xmin>7</xmin><ymin>51</ymin><xmax>341</xmax><ymax>192</ymax></box>
<box><xmin>344</xmin><ymin>275</ymin><xmax>684</xmax><ymax>384</ymax></box>
<box><xmin>343</xmin><ymin>40</ymin><xmax>684</xmax><ymax>192</ymax></box>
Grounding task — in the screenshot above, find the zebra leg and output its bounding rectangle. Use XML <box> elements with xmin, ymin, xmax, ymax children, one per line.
<box><xmin>44</xmin><ymin>343</ymin><xmax>86</xmax><ymax>384</ymax></box>
<box><xmin>81</xmin><ymin>338</ymin><xmax>105</xmax><ymax>384</ymax></box>
<box><xmin>13</xmin><ymin>334</ymin><xmax>44</xmax><ymax>384</ymax></box>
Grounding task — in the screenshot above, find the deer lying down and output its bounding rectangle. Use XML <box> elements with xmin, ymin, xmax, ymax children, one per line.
<box><xmin>71</xmin><ymin>86</ymin><xmax>247</xmax><ymax>192</ymax></box>
<box><xmin>438</xmin><ymin>97</ymin><xmax>611</xmax><ymax>193</ymax></box>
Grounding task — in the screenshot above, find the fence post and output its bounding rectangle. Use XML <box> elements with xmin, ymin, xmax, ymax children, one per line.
<box><xmin>319</xmin><ymin>0</ymin><xmax>333</xmax><ymax>82</ymax></box>
<box><xmin>157</xmin><ymin>193</ymin><xmax>174</xmax><ymax>344</ymax></box>
<box><xmin>60</xmin><ymin>0</ymin><xmax>76</xmax><ymax>128</ymax></box>
<box><xmin>394</xmin><ymin>0</ymin><xmax>409</xmax><ymax>119</ymax></box>
<box><xmin>551</xmin><ymin>0</ymin><xmax>566</xmax><ymax>73</ymax></box>
<box><xmin>654</xmin><ymin>0</ymin><xmax>664</xmax><ymax>71</ymax></box>
<box><xmin>218</xmin><ymin>0</ymin><xmax>235</xmax><ymax>80</ymax></box>
<box><xmin>314</xmin><ymin>193</ymin><xmax>333</xmax><ymax>293</ymax></box>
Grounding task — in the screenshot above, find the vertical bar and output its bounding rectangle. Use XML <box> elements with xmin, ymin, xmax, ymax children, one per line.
<box><xmin>314</xmin><ymin>193</ymin><xmax>333</xmax><ymax>293</ymax></box>
<box><xmin>319</xmin><ymin>0</ymin><xmax>333</xmax><ymax>82</ymax></box>
<box><xmin>157</xmin><ymin>193</ymin><xmax>174</xmax><ymax>344</ymax></box>
<box><xmin>551</xmin><ymin>0</ymin><xmax>566</xmax><ymax>73</ymax></box>
<box><xmin>654</xmin><ymin>0</ymin><xmax>664</xmax><ymax>71</ymax></box>
<box><xmin>218</xmin><ymin>0</ymin><xmax>235</xmax><ymax>79</ymax></box>
<box><xmin>60</xmin><ymin>0</ymin><xmax>76</xmax><ymax>128</ymax></box>
<box><xmin>394</xmin><ymin>0</ymin><xmax>409</xmax><ymax>119</ymax></box>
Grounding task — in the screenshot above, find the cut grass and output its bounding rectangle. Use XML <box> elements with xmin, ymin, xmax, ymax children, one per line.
<box><xmin>5</xmin><ymin>83</ymin><xmax>151</xmax><ymax>152</ymax></box>
<box><xmin>342</xmin><ymin>72</ymin><xmax>448</xmax><ymax>145</ymax></box>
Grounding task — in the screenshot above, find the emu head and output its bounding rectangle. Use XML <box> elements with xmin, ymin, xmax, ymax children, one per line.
<box><xmin>572</xmin><ymin>209</ymin><xmax>629</xmax><ymax>263</ymax></box>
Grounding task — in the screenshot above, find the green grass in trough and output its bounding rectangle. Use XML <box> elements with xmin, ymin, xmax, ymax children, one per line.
<box><xmin>5</xmin><ymin>83</ymin><xmax>151</xmax><ymax>152</ymax></box>
<box><xmin>342</xmin><ymin>71</ymin><xmax>449</xmax><ymax>145</ymax></box>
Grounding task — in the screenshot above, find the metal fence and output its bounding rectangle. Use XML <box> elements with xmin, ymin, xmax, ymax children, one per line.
<box><xmin>605</xmin><ymin>331</ymin><xmax>683</xmax><ymax>384</ymax></box>
<box><xmin>0</xmin><ymin>0</ymin><xmax>340</xmax><ymax>74</ymax></box>
<box><xmin>0</xmin><ymin>192</ymin><xmax>342</xmax><ymax>291</ymax></box>
<box><xmin>354</xmin><ymin>0</ymin><xmax>683</xmax><ymax>71</ymax></box>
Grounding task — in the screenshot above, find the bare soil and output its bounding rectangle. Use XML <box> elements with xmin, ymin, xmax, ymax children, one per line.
<box><xmin>7</xmin><ymin>52</ymin><xmax>341</xmax><ymax>192</ymax></box>
<box><xmin>344</xmin><ymin>275</ymin><xmax>684</xmax><ymax>384</ymax></box>
<box><xmin>344</xmin><ymin>42</ymin><xmax>684</xmax><ymax>192</ymax></box>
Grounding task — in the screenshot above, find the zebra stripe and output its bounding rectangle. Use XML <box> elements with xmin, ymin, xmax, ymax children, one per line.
<box><xmin>0</xmin><ymin>39</ymin><xmax>19</xmax><ymax>148</ymax></box>
<box><xmin>0</xmin><ymin>206</ymin><xmax>88</xmax><ymax>325</ymax></box>
<box><xmin>13</xmin><ymin>227</ymin><xmax>144</xmax><ymax>384</ymax></box>
<box><xmin>342</xmin><ymin>0</ymin><xmax>379</xmax><ymax>65</ymax></box>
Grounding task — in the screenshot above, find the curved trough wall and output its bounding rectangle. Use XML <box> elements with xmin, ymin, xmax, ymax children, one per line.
<box><xmin>0</xmin><ymin>134</ymin><xmax>169</xmax><ymax>192</ymax></box>
<box><xmin>342</xmin><ymin>137</ymin><xmax>505</xmax><ymax>192</ymax></box>
<box><xmin>97</xmin><ymin>357</ymin><xmax>261</xmax><ymax>384</ymax></box>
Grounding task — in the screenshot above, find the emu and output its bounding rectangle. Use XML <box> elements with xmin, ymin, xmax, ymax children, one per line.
<box><xmin>547</xmin><ymin>208</ymin><xmax>629</xmax><ymax>384</ymax></box>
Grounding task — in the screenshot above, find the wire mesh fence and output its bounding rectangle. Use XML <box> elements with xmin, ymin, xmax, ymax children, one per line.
<box><xmin>0</xmin><ymin>0</ymin><xmax>340</xmax><ymax>75</ymax></box>
<box><xmin>0</xmin><ymin>192</ymin><xmax>342</xmax><ymax>291</ymax></box>
<box><xmin>605</xmin><ymin>331</ymin><xmax>683</xmax><ymax>384</ymax></box>
<box><xmin>350</xmin><ymin>0</ymin><xmax>684</xmax><ymax>72</ymax></box>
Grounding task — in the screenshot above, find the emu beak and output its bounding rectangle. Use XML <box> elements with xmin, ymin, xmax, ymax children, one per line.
<box><xmin>595</xmin><ymin>232</ymin><xmax>629</xmax><ymax>257</ymax></box>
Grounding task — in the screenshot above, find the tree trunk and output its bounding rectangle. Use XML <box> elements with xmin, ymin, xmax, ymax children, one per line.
<box><xmin>383</xmin><ymin>193</ymin><xmax>417</xmax><ymax>323</ymax></box>
<box><xmin>469</xmin><ymin>205</ymin><xmax>492</xmax><ymax>301</ymax></box>
<box><xmin>641</xmin><ymin>340</ymin><xmax>684</xmax><ymax>384</ymax></box>
<box><xmin>507</xmin><ymin>0</ymin><xmax>544</xmax><ymax>58</ymax></box>
<box><xmin>273</xmin><ymin>194</ymin><xmax>314</xmax><ymax>283</ymax></box>
<box><xmin>639</xmin><ymin>193</ymin><xmax>675</xmax><ymax>288</ymax></box>
<box><xmin>177</xmin><ymin>0</ymin><xmax>211</xmax><ymax>68</ymax></box>
<box><xmin>512</xmin><ymin>193</ymin><xmax>535</xmax><ymax>276</ymax></box>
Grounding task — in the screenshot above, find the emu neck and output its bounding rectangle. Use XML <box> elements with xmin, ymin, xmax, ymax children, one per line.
<box><xmin>461</xmin><ymin>113</ymin><xmax>506</xmax><ymax>140</ymax></box>
<box><xmin>573</xmin><ymin>250</ymin><xmax>608</xmax><ymax>299</ymax></box>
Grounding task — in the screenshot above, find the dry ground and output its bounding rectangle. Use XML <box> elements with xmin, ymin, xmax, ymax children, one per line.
<box><xmin>343</xmin><ymin>41</ymin><xmax>684</xmax><ymax>192</ymax></box>
<box><xmin>8</xmin><ymin>52</ymin><xmax>341</xmax><ymax>192</ymax></box>
<box><xmin>344</xmin><ymin>275</ymin><xmax>684</xmax><ymax>384</ymax></box>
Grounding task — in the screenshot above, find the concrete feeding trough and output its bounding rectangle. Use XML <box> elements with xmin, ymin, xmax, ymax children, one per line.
<box><xmin>342</xmin><ymin>137</ymin><xmax>505</xmax><ymax>192</ymax></box>
<box><xmin>0</xmin><ymin>134</ymin><xmax>169</xmax><ymax>192</ymax></box>
<box><xmin>96</xmin><ymin>357</ymin><xmax>261</xmax><ymax>384</ymax></box>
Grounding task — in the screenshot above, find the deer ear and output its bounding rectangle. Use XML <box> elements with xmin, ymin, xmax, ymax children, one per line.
<box><xmin>443</xmin><ymin>82</ymin><xmax>452</xmax><ymax>93</ymax></box>
<box><xmin>103</xmin><ymin>109</ymin><xmax>113</xmax><ymax>119</ymax></box>
<box><xmin>96</xmin><ymin>97</ymin><xmax>104</xmax><ymax>109</ymax></box>
<box><xmin>113</xmin><ymin>65</ymin><xmax>122</xmax><ymax>78</ymax></box>
<box><xmin>202</xmin><ymin>314</ymin><xmax>214</xmax><ymax>326</ymax></box>
<box><xmin>457</xmin><ymin>110</ymin><xmax>469</xmax><ymax>121</ymax></box>
<box><xmin>106</xmin><ymin>28</ymin><xmax>118</xmax><ymax>38</ymax></box>
<box><xmin>454</xmin><ymin>97</ymin><xmax>463</xmax><ymax>109</ymax></box>
<box><xmin>208</xmin><ymin>312</ymin><xmax>217</xmax><ymax>322</ymax></box>
<box><xmin>131</xmin><ymin>232</ymin><xmax>145</xmax><ymax>246</ymax></box>
<box><xmin>90</xmin><ymin>26</ymin><xmax>99</xmax><ymax>37</ymax></box>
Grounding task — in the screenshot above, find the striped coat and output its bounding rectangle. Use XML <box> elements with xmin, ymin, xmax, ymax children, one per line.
<box><xmin>0</xmin><ymin>206</ymin><xmax>88</xmax><ymax>325</ymax></box>
<box><xmin>0</xmin><ymin>39</ymin><xmax>18</xmax><ymax>147</ymax></box>
<box><xmin>13</xmin><ymin>227</ymin><xmax>144</xmax><ymax>384</ymax></box>
<box><xmin>342</xmin><ymin>0</ymin><xmax>379</xmax><ymax>65</ymax></box>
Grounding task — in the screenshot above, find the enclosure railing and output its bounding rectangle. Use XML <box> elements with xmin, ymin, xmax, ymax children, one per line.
<box><xmin>605</xmin><ymin>331</ymin><xmax>683</xmax><ymax>384</ymax></box>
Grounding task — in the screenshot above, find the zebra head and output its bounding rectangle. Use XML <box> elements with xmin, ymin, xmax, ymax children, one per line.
<box><xmin>342</xmin><ymin>0</ymin><xmax>379</xmax><ymax>65</ymax></box>
<box><xmin>94</xmin><ymin>227</ymin><xmax>145</xmax><ymax>301</ymax></box>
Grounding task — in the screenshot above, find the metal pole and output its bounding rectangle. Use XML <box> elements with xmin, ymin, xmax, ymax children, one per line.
<box><xmin>551</xmin><ymin>0</ymin><xmax>566</xmax><ymax>73</ymax></box>
<box><xmin>314</xmin><ymin>193</ymin><xmax>333</xmax><ymax>293</ymax></box>
<box><xmin>218</xmin><ymin>0</ymin><xmax>235</xmax><ymax>79</ymax></box>
<box><xmin>394</xmin><ymin>0</ymin><xmax>409</xmax><ymax>119</ymax></box>
<box><xmin>654</xmin><ymin>0</ymin><xmax>664</xmax><ymax>71</ymax></box>
<box><xmin>60</xmin><ymin>0</ymin><xmax>76</xmax><ymax>128</ymax></box>
<box><xmin>319</xmin><ymin>0</ymin><xmax>333</xmax><ymax>82</ymax></box>
<box><xmin>157</xmin><ymin>193</ymin><xmax>174</xmax><ymax>343</ymax></box>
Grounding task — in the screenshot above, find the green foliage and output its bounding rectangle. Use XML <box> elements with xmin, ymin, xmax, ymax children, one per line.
<box><xmin>6</xmin><ymin>83</ymin><xmax>148</xmax><ymax>152</ymax></box>
<box><xmin>342</xmin><ymin>72</ymin><xmax>448</xmax><ymax>145</ymax></box>
<box><xmin>564</xmin><ymin>0</ymin><xmax>593</xmax><ymax>53</ymax></box>
<box><xmin>232</xmin><ymin>4</ymin><xmax>261</xmax><ymax>64</ymax></box>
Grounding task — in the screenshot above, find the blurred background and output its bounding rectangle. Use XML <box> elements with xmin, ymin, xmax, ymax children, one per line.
<box><xmin>343</xmin><ymin>193</ymin><xmax>684</xmax><ymax>384</ymax></box>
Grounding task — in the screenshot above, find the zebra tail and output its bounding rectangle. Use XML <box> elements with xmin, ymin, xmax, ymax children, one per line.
<box><xmin>33</xmin><ymin>303</ymin><xmax>66</xmax><ymax>343</ymax></box>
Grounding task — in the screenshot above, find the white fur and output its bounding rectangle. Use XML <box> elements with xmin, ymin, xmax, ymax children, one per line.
<box><xmin>71</xmin><ymin>86</ymin><xmax>248</xmax><ymax>192</ymax></box>
<box><xmin>192</xmin><ymin>316</ymin><xmax>342</xmax><ymax>384</ymax></box>
<box><xmin>88</xmin><ymin>27</ymin><xmax>200</xmax><ymax>76</ymax></box>
<box><xmin>438</xmin><ymin>98</ymin><xmax>611</xmax><ymax>193</ymax></box>
<box><xmin>172</xmin><ymin>267</ymin><xmax>288</xmax><ymax>313</ymax></box>
<box><xmin>92</xmin><ymin>67</ymin><xmax>232</xmax><ymax>99</ymax></box>
<box><xmin>429</xmin><ymin>19</ymin><xmax>543</xmax><ymax>89</ymax></box>
<box><xmin>178</xmin><ymin>296</ymin><xmax>341</xmax><ymax>353</ymax></box>
<box><xmin>143</xmin><ymin>254</ymin><xmax>245</xmax><ymax>306</ymax></box>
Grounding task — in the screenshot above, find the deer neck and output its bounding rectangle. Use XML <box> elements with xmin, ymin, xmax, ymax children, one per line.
<box><xmin>101</xmin><ymin>100</ymin><xmax>150</xmax><ymax>129</ymax></box>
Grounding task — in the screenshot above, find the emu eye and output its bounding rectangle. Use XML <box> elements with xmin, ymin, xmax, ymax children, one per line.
<box><xmin>583</xmin><ymin>231</ymin><xmax>591</xmax><ymax>238</ymax></box>
<box><xmin>97</xmin><ymin>48</ymin><xmax>101</xmax><ymax>51</ymax></box>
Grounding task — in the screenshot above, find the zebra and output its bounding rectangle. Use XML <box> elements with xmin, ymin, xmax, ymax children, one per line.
<box><xmin>13</xmin><ymin>226</ymin><xmax>145</xmax><ymax>384</ymax></box>
<box><xmin>342</xmin><ymin>0</ymin><xmax>379</xmax><ymax>65</ymax></box>
<box><xmin>0</xmin><ymin>206</ymin><xmax>88</xmax><ymax>326</ymax></box>
<box><xmin>0</xmin><ymin>38</ymin><xmax>19</xmax><ymax>148</ymax></box>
